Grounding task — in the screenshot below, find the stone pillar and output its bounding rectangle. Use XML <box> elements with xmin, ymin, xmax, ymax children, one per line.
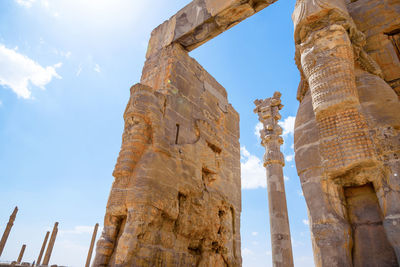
<box><xmin>85</xmin><ymin>223</ymin><xmax>98</xmax><ymax>267</ymax></box>
<box><xmin>17</xmin><ymin>244</ymin><xmax>26</xmax><ymax>263</ymax></box>
<box><xmin>0</xmin><ymin>206</ymin><xmax>18</xmax><ymax>257</ymax></box>
<box><xmin>36</xmin><ymin>231</ymin><xmax>50</xmax><ymax>266</ymax></box>
<box><xmin>254</xmin><ymin>92</ymin><xmax>294</xmax><ymax>267</ymax></box>
<box><xmin>42</xmin><ymin>222</ymin><xmax>58</xmax><ymax>266</ymax></box>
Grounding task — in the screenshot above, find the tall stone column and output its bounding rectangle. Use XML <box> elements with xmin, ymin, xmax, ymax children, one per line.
<box><xmin>254</xmin><ymin>92</ymin><xmax>294</xmax><ymax>267</ymax></box>
<box><xmin>42</xmin><ymin>222</ymin><xmax>58</xmax><ymax>266</ymax></box>
<box><xmin>0</xmin><ymin>206</ymin><xmax>18</xmax><ymax>257</ymax></box>
<box><xmin>85</xmin><ymin>223</ymin><xmax>98</xmax><ymax>267</ymax></box>
<box><xmin>36</xmin><ymin>231</ymin><xmax>50</xmax><ymax>266</ymax></box>
<box><xmin>17</xmin><ymin>244</ymin><xmax>26</xmax><ymax>263</ymax></box>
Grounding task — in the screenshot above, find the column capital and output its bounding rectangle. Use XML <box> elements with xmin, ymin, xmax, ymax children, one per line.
<box><xmin>254</xmin><ymin>91</ymin><xmax>285</xmax><ymax>166</ymax></box>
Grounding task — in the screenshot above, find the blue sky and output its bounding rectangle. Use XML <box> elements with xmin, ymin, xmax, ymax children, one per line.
<box><xmin>0</xmin><ymin>0</ymin><xmax>314</xmax><ymax>266</ymax></box>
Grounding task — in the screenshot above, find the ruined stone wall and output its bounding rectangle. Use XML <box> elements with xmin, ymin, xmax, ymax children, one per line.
<box><xmin>93</xmin><ymin>43</ymin><xmax>241</xmax><ymax>266</ymax></box>
<box><xmin>293</xmin><ymin>0</ymin><xmax>400</xmax><ymax>266</ymax></box>
<box><xmin>346</xmin><ymin>0</ymin><xmax>400</xmax><ymax>95</ymax></box>
<box><xmin>93</xmin><ymin>1</ymin><xmax>287</xmax><ymax>266</ymax></box>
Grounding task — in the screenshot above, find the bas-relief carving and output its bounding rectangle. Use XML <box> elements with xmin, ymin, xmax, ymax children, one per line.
<box><xmin>94</xmin><ymin>44</ymin><xmax>241</xmax><ymax>266</ymax></box>
<box><xmin>293</xmin><ymin>0</ymin><xmax>400</xmax><ymax>266</ymax></box>
<box><xmin>91</xmin><ymin>0</ymin><xmax>400</xmax><ymax>266</ymax></box>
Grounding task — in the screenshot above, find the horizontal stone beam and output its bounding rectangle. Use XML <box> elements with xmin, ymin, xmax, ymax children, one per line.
<box><xmin>146</xmin><ymin>0</ymin><xmax>278</xmax><ymax>59</ymax></box>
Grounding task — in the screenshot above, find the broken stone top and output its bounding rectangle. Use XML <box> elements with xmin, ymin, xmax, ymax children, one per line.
<box><xmin>146</xmin><ymin>0</ymin><xmax>278</xmax><ymax>59</ymax></box>
<box><xmin>254</xmin><ymin>91</ymin><xmax>284</xmax><ymax>145</ymax></box>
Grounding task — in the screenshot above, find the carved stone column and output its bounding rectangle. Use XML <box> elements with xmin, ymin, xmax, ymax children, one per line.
<box><xmin>42</xmin><ymin>222</ymin><xmax>58</xmax><ymax>266</ymax></box>
<box><xmin>17</xmin><ymin>244</ymin><xmax>26</xmax><ymax>263</ymax></box>
<box><xmin>254</xmin><ymin>92</ymin><xmax>294</xmax><ymax>267</ymax></box>
<box><xmin>85</xmin><ymin>223</ymin><xmax>98</xmax><ymax>267</ymax></box>
<box><xmin>36</xmin><ymin>231</ymin><xmax>50</xmax><ymax>266</ymax></box>
<box><xmin>0</xmin><ymin>206</ymin><xmax>18</xmax><ymax>257</ymax></box>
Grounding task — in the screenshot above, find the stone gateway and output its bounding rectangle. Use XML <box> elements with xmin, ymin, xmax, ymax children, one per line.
<box><xmin>94</xmin><ymin>0</ymin><xmax>400</xmax><ymax>266</ymax></box>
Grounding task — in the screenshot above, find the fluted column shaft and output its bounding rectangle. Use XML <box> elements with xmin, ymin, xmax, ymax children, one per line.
<box><xmin>42</xmin><ymin>222</ymin><xmax>58</xmax><ymax>266</ymax></box>
<box><xmin>0</xmin><ymin>206</ymin><xmax>18</xmax><ymax>257</ymax></box>
<box><xmin>17</xmin><ymin>244</ymin><xmax>26</xmax><ymax>263</ymax></box>
<box><xmin>86</xmin><ymin>223</ymin><xmax>99</xmax><ymax>267</ymax></box>
<box><xmin>254</xmin><ymin>92</ymin><xmax>294</xmax><ymax>267</ymax></box>
<box><xmin>37</xmin><ymin>231</ymin><xmax>50</xmax><ymax>266</ymax></box>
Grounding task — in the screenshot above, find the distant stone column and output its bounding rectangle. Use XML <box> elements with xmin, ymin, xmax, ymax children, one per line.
<box><xmin>42</xmin><ymin>222</ymin><xmax>58</xmax><ymax>266</ymax></box>
<box><xmin>37</xmin><ymin>231</ymin><xmax>50</xmax><ymax>266</ymax></box>
<box><xmin>0</xmin><ymin>206</ymin><xmax>18</xmax><ymax>257</ymax></box>
<box><xmin>17</xmin><ymin>244</ymin><xmax>26</xmax><ymax>263</ymax></box>
<box><xmin>254</xmin><ymin>92</ymin><xmax>294</xmax><ymax>267</ymax></box>
<box><xmin>85</xmin><ymin>223</ymin><xmax>99</xmax><ymax>267</ymax></box>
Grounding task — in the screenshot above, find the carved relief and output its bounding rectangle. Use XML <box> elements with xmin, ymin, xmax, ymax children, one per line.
<box><xmin>293</xmin><ymin>0</ymin><xmax>400</xmax><ymax>266</ymax></box>
<box><xmin>94</xmin><ymin>41</ymin><xmax>241</xmax><ymax>266</ymax></box>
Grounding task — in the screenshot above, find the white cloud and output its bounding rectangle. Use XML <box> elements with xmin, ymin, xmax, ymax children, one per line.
<box><xmin>298</xmin><ymin>190</ymin><xmax>304</xmax><ymax>197</ymax></box>
<box><xmin>241</xmin><ymin>146</ymin><xmax>266</xmax><ymax>190</ymax></box>
<box><xmin>64</xmin><ymin>51</ymin><xmax>72</xmax><ymax>58</ymax></box>
<box><xmin>302</xmin><ymin>219</ymin><xmax>309</xmax><ymax>225</ymax></box>
<box><xmin>94</xmin><ymin>63</ymin><xmax>101</xmax><ymax>73</ymax></box>
<box><xmin>254</xmin><ymin>122</ymin><xmax>263</xmax><ymax>139</ymax></box>
<box><xmin>76</xmin><ymin>63</ymin><xmax>83</xmax><ymax>76</ymax></box>
<box><xmin>0</xmin><ymin>44</ymin><xmax>61</xmax><ymax>99</ymax></box>
<box><xmin>15</xmin><ymin>0</ymin><xmax>35</xmax><ymax>8</ymax></box>
<box><xmin>278</xmin><ymin>116</ymin><xmax>295</xmax><ymax>136</ymax></box>
<box><xmin>284</xmin><ymin>175</ymin><xmax>289</xmax><ymax>181</ymax></box>
<box><xmin>59</xmin><ymin>225</ymin><xmax>96</xmax><ymax>235</ymax></box>
<box><xmin>266</xmin><ymin>250</ymin><xmax>272</xmax><ymax>256</ymax></box>
<box><xmin>285</xmin><ymin>154</ymin><xmax>294</xmax><ymax>162</ymax></box>
<box><xmin>242</xmin><ymin>248</ymin><xmax>254</xmax><ymax>256</ymax></box>
<box><xmin>251</xmin><ymin>231</ymin><xmax>258</xmax><ymax>236</ymax></box>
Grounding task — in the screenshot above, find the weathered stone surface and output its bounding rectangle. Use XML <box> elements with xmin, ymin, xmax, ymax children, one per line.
<box><xmin>43</xmin><ymin>222</ymin><xmax>58</xmax><ymax>266</ymax></box>
<box><xmin>0</xmin><ymin>206</ymin><xmax>18</xmax><ymax>257</ymax></box>
<box><xmin>345</xmin><ymin>184</ymin><xmax>398</xmax><ymax>267</ymax></box>
<box><xmin>94</xmin><ymin>43</ymin><xmax>241</xmax><ymax>266</ymax></box>
<box><xmin>293</xmin><ymin>0</ymin><xmax>400</xmax><ymax>266</ymax></box>
<box><xmin>92</xmin><ymin>0</ymin><xmax>400</xmax><ymax>266</ymax></box>
<box><xmin>347</xmin><ymin>0</ymin><xmax>400</xmax><ymax>96</ymax></box>
<box><xmin>146</xmin><ymin>0</ymin><xmax>278</xmax><ymax>59</ymax></box>
<box><xmin>254</xmin><ymin>93</ymin><xmax>294</xmax><ymax>267</ymax></box>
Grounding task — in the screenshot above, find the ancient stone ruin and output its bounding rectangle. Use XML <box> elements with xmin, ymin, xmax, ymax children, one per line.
<box><xmin>0</xmin><ymin>206</ymin><xmax>99</xmax><ymax>267</ymax></box>
<box><xmin>293</xmin><ymin>0</ymin><xmax>400</xmax><ymax>266</ymax></box>
<box><xmin>254</xmin><ymin>92</ymin><xmax>294</xmax><ymax>267</ymax></box>
<box><xmin>93</xmin><ymin>0</ymin><xmax>400</xmax><ymax>266</ymax></box>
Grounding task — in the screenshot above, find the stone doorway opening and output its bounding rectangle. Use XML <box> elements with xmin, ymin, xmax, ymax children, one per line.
<box><xmin>344</xmin><ymin>183</ymin><xmax>398</xmax><ymax>267</ymax></box>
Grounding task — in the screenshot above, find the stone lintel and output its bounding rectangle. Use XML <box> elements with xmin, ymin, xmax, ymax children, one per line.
<box><xmin>146</xmin><ymin>0</ymin><xmax>278</xmax><ymax>59</ymax></box>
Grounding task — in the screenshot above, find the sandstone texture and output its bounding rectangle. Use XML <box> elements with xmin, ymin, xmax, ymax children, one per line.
<box><xmin>93</xmin><ymin>43</ymin><xmax>241</xmax><ymax>266</ymax></box>
<box><xmin>293</xmin><ymin>0</ymin><xmax>400</xmax><ymax>266</ymax></box>
<box><xmin>146</xmin><ymin>0</ymin><xmax>278</xmax><ymax>58</ymax></box>
<box><xmin>93</xmin><ymin>0</ymin><xmax>400</xmax><ymax>266</ymax></box>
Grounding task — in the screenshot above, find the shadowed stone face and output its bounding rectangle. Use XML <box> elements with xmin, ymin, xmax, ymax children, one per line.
<box><xmin>293</xmin><ymin>0</ymin><xmax>400</xmax><ymax>266</ymax></box>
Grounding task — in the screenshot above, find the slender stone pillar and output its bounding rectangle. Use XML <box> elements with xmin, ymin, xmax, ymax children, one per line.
<box><xmin>42</xmin><ymin>222</ymin><xmax>58</xmax><ymax>266</ymax></box>
<box><xmin>254</xmin><ymin>92</ymin><xmax>294</xmax><ymax>267</ymax></box>
<box><xmin>37</xmin><ymin>231</ymin><xmax>50</xmax><ymax>266</ymax></box>
<box><xmin>17</xmin><ymin>244</ymin><xmax>26</xmax><ymax>263</ymax></box>
<box><xmin>85</xmin><ymin>223</ymin><xmax>99</xmax><ymax>267</ymax></box>
<box><xmin>0</xmin><ymin>206</ymin><xmax>18</xmax><ymax>257</ymax></box>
